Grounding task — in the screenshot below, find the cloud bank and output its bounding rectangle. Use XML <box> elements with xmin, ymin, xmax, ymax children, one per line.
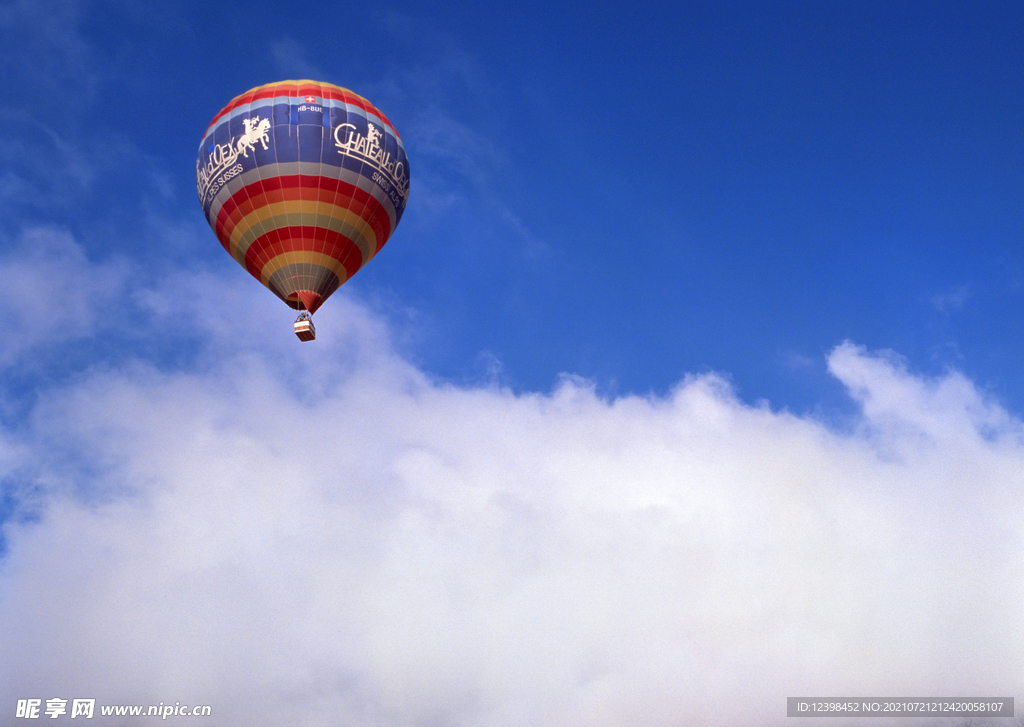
<box><xmin>1</xmin><ymin>250</ymin><xmax>1022</xmax><ymax>726</ymax></box>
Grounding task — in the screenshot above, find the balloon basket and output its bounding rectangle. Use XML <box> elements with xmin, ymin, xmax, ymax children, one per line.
<box><xmin>294</xmin><ymin>312</ymin><xmax>316</xmax><ymax>342</ymax></box>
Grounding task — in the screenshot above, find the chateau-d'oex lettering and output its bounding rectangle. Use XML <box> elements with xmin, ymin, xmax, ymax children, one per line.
<box><xmin>197</xmin><ymin>112</ymin><xmax>409</xmax><ymax>209</ymax></box>
<box><xmin>333</xmin><ymin>122</ymin><xmax>410</xmax><ymax>205</ymax></box>
<box><xmin>196</xmin><ymin>140</ymin><xmax>241</xmax><ymax>202</ymax></box>
<box><xmin>196</xmin><ymin>116</ymin><xmax>270</xmax><ymax>203</ymax></box>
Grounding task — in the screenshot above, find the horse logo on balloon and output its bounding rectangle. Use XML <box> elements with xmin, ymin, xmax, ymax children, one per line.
<box><xmin>236</xmin><ymin>116</ymin><xmax>271</xmax><ymax>158</ymax></box>
<box><xmin>366</xmin><ymin>122</ymin><xmax>382</xmax><ymax>152</ymax></box>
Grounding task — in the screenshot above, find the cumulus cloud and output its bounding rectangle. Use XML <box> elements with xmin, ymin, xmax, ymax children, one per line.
<box><xmin>0</xmin><ymin>227</ymin><xmax>130</xmax><ymax>367</ymax></box>
<box><xmin>1</xmin><ymin>294</ymin><xmax>1022</xmax><ymax>726</ymax></box>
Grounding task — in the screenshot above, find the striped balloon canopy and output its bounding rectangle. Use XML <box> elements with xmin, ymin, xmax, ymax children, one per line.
<box><xmin>197</xmin><ymin>80</ymin><xmax>410</xmax><ymax>315</ymax></box>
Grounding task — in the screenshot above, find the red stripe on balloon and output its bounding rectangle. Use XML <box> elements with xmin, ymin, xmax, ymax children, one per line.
<box><xmin>213</xmin><ymin>175</ymin><xmax>393</xmax><ymax>252</ymax></box>
<box><xmin>243</xmin><ymin>226</ymin><xmax>365</xmax><ymax>281</ymax></box>
<box><xmin>206</xmin><ymin>81</ymin><xmax>399</xmax><ymax>138</ymax></box>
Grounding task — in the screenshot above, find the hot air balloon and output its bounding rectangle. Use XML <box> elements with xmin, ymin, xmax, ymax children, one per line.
<box><xmin>196</xmin><ymin>80</ymin><xmax>410</xmax><ymax>341</ymax></box>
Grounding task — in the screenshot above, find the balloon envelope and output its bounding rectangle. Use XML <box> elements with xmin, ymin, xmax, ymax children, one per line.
<box><xmin>197</xmin><ymin>80</ymin><xmax>410</xmax><ymax>314</ymax></box>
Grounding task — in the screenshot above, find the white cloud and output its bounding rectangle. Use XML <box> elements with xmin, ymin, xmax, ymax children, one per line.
<box><xmin>1</xmin><ymin>296</ymin><xmax>1022</xmax><ymax>725</ymax></box>
<box><xmin>930</xmin><ymin>284</ymin><xmax>972</xmax><ymax>314</ymax></box>
<box><xmin>0</xmin><ymin>227</ymin><xmax>130</xmax><ymax>367</ymax></box>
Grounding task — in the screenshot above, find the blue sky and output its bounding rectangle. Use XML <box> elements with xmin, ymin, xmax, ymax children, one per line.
<box><xmin>2</xmin><ymin>0</ymin><xmax>1021</xmax><ymax>410</ymax></box>
<box><xmin>2</xmin><ymin>2</ymin><xmax>1023</xmax><ymax>725</ymax></box>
